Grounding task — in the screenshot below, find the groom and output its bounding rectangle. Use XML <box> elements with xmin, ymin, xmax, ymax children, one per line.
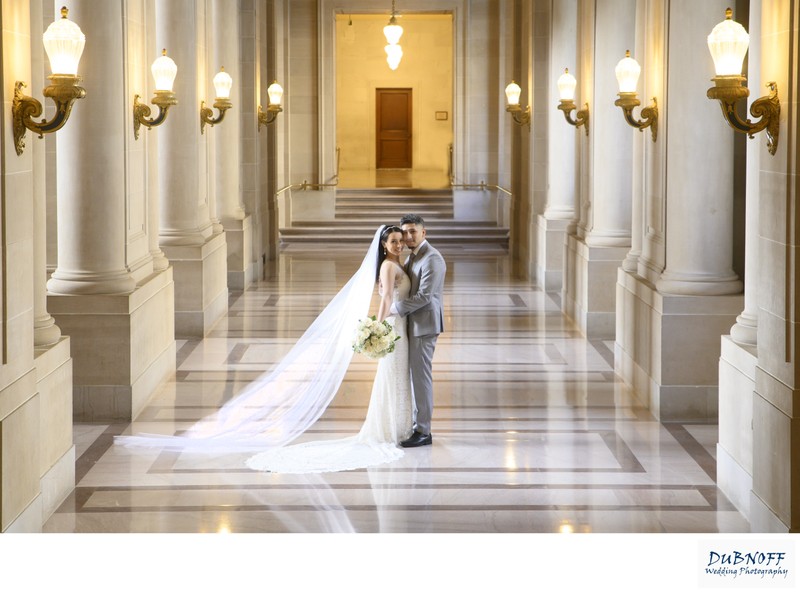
<box><xmin>391</xmin><ymin>214</ymin><xmax>446</xmax><ymax>447</ymax></box>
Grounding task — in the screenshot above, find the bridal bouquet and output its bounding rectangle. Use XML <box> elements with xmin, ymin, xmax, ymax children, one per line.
<box><xmin>352</xmin><ymin>316</ymin><xmax>400</xmax><ymax>359</ymax></box>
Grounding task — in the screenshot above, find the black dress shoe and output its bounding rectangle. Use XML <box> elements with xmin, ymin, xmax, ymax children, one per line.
<box><xmin>400</xmin><ymin>431</ymin><xmax>432</xmax><ymax>448</ymax></box>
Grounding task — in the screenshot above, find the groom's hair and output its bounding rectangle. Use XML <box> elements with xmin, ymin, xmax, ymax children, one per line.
<box><xmin>400</xmin><ymin>213</ymin><xmax>425</xmax><ymax>228</ymax></box>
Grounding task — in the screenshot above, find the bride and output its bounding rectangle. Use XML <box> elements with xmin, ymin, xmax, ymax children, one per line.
<box><xmin>116</xmin><ymin>225</ymin><xmax>413</xmax><ymax>473</ymax></box>
<box><xmin>246</xmin><ymin>225</ymin><xmax>412</xmax><ymax>472</ymax></box>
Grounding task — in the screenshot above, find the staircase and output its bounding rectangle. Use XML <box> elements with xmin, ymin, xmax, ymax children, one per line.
<box><xmin>279</xmin><ymin>188</ymin><xmax>509</xmax><ymax>246</ymax></box>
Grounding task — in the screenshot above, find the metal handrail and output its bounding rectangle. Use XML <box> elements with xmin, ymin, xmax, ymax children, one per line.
<box><xmin>276</xmin><ymin>147</ymin><xmax>340</xmax><ymax>195</ymax></box>
<box><xmin>450</xmin><ymin>180</ymin><xmax>512</xmax><ymax>196</ymax></box>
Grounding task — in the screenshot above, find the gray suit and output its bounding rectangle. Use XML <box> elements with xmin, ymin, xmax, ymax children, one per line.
<box><xmin>395</xmin><ymin>241</ymin><xmax>446</xmax><ymax>435</ymax></box>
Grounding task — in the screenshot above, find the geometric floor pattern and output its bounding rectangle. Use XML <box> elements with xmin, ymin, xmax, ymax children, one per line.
<box><xmin>44</xmin><ymin>242</ymin><xmax>749</xmax><ymax>534</ymax></box>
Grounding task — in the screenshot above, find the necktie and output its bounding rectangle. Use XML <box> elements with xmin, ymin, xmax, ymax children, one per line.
<box><xmin>405</xmin><ymin>251</ymin><xmax>416</xmax><ymax>274</ymax></box>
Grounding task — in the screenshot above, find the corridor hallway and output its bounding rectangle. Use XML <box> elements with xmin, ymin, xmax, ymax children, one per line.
<box><xmin>44</xmin><ymin>242</ymin><xmax>749</xmax><ymax>534</ymax></box>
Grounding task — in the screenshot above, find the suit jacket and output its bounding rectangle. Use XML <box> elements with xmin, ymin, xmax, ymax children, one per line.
<box><xmin>395</xmin><ymin>241</ymin><xmax>446</xmax><ymax>337</ymax></box>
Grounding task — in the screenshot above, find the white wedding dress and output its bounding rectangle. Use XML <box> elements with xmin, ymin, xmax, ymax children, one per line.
<box><xmin>245</xmin><ymin>269</ymin><xmax>413</xmax><ymax>473</ymax></box>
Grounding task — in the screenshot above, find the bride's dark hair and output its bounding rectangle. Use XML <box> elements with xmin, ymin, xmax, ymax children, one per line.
<box><xmin>376</xmin><ymin>225</ymin><xmax>403</xmax><ymax>281</ymax></box>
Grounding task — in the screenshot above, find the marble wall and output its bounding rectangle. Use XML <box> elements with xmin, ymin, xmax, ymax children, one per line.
<box><xmin>1</xmin><ymin>0</ymin><xmax>74</xmax><ymax>533</ymax></box>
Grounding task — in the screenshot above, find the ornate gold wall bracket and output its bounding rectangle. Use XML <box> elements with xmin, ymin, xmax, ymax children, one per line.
<box><xmin>13</xmin><ymin>76</ymin><xmax>86</xmax><ymax>156</ymax></box>
<box><xmin>257</xmin><ymin>103</ymin><xmax>282</xmax><ymax>131</ymax></box>
<box><xmin>707</xmin><ymin>77</ymin><xmax>780</xmax><ymax>155</ymax></box>
<box><xmin>506</xmin><ymin>103</ymin><xmax>531</xmax><ymax>128</ymax></box>
<box><xmin>615</xmin><ymin>93</ymin><xmax>657</xmax><ymax>142</ymax></box>
<box><xmin>133</xmin><ymin>90</ymin><xmax>177</xmax><ymax>140</ymax></box>
<box><xmin>557</xmin><ymin>100</ymin><xmax>589</xmax><ymax>136</ymax></box>
<box><xmin>200</xmin><ymin>98</ymin><xmax>233</xmax><ymax>134</ymax></box>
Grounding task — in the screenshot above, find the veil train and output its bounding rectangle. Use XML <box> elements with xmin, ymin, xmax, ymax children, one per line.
<box><xmin>115</xmin><ymin>226</ymin><xmax>386</xmax><ymax>452</ymax></box>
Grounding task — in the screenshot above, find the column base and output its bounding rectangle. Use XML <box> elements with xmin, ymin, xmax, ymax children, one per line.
<box><xmin>717</xmin><ymin>335</ymin><xmax>756</xmax><ymax>520</ymax></box>
<box><xmin>48</xmin><ymin>268</ymin><xmax>177</xmax><ymax>422</ymax></box>
<box><xmin>562</xmin><ymin>233</ymin><xmax>627</xmax><ymax>338</ymax></box>
<box><xmin>615</xmin><ymin>268</ymin><xmax>742</xmax><ymax>420</ymax></box>
<box><xmin>34</xmin><ymin>336</ymin><xmax>74</xmax><ymax>523</ymax></box>
<box><xmin>536</xmin><ymin>215</ymin><xmax>570</xmax><ymax>292</ymax></box>
<box><xmin>163</xmin><ymin>230</ymin><xmax>228</xmax><ymax>337</ymax></box>
<box><xmin>225</xmin><ymin>215</ymin><xmax>255</xmax><ymax>291</ymax></box>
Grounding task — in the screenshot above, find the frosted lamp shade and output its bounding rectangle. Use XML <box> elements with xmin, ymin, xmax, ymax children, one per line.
<box><xmin>557</xmin><ymin>68</ymin><xmax>577</xmax><ymax>101</ymax></box>
<box><xmin>505</xmin><ymin>81</ymin><xmax>522</xmax><ymax>106</ymax></box>
<box><xmin>385</xmin><ymin>44</ymin><xmax>403</xmax><ymax>70</ymax></box>
<box><xmin>213</xmin><ymin>68</ymin><xmax>233</xmax><ymax>99</ymax></box>
<box><xmin>151</xmin><ymin>51</ymin><xmax>178</xmax><ymax>92</ymax></box>
<box><xmin>615</xmin><ymin>51</ymin><xmax>641</xmax><ymax>93</ymax></box>
<box><xmin>267</xmin><ymin>81</ymin><xmax>284</xmax><ymax>106</ymax></box>
<box><xmin>42</xmin><ymin>7</ymin><xmax>85</xmax><ymax>76</ymax></box>
<box><xmin>707</xmin><ymin>8</ymin><xmax>749</xmax><ymax>76</ymax></box>
<box><xmin>384</xmin><ymin>21</ymin><xmax>403</xmax><ymax>45</ymax></box>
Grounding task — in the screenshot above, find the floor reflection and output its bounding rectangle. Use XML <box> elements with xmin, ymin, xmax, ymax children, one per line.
<box><xmin>45</xmin><ymin>244</ymin><xmax>749</xmax><ymax>534</ymax></box>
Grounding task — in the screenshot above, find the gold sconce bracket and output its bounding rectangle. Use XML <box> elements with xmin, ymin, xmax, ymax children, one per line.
<box><xmin>707</xmin><ymin>77</ymin><xmax>780</xmax><ymax>155</ymax></box>
<box><xmin>133</xmin><ymin>90</ymin><xmax>177</xmax><ymax>140</ymax></box>
<box><xmin>557</xmin><ymin>100</ymin><xmax>589</xmax><ymax>135</ymax></box>
<box><xmin>615</xmin><ymin>93</ymin><xmax>658</xmax><ymax>142</ymax></box>
<box><xmin>200</xmin><ymin>98</ymin><xmax>233</xmax><ymax>134</ymax></box>
<box><xmin>257</xmin><ymin>103</ymin><xmax>282</xmax><ymax>131</ymax></box>
<box><xmin>12</xmin><ymin>76</ymin><xmax>86</xmax><ymax>156</ymax></box>
<box><xmin>506</xmin><ymin>104</ymin><xmax>531</xmax><ymax>128</ymax></box>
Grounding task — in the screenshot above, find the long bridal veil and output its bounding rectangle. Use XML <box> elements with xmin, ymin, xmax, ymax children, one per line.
<box><xmin>115</xmin><ymin>226</ymin><xmax>386</xmax><ymax>452</ymax></box>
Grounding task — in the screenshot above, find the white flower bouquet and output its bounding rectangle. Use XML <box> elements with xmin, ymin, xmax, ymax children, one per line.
<box><xmin>352</xmin><ymin>316</ymin><xmax>400</xmax><ymax>359</ymax></box>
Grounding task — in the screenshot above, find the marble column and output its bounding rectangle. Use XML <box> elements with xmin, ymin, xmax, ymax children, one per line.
<box><xmin>729</xmin><ymin>17</ymin><xmax>760</xmax><ymax>347</ymax></box>
<box><xmin>655</xmin><ymin>5</ymin><xmax>741</xmax><ymax>297</ymax></box>
<box><xmin>32</xmin><ymin>1</ymin><xmax>60</xmax><ymax>349</ymax></box>
<box><xmin>211</xmin><ymin>0</ymin><xmax>254</xmax><ymax>290</ymax></box>
<box><xmin>46</xmin><ymin>0</ymin><xmax>176</xmax><ymax>422</ymax></box>
<box><xmin>537</xmin><ymin>0</ymin><xmax>577</xmax><ymax>292</ymax></box>
<box><xmin>615</xmin><ymin>0</ymin><xmax>743</xmax><ymax>422</ymax></box>
<box><xmin>157</xmin><ymin>0</ymin><xmax>228</xmax><ymax>336</ymax></box>
<box><xmin>46</xmin><ymin>3</ymin><xmax>137</xmax><ymax>296</ymax></box>
<box><xmin>716</xmin><ymin>0</ymin><xmax>761</xmax><ymax>520</ymax></box>
<box><xmin>562</xmin><ymin>0</ymin><xmax>634</xmax><ymax>338</ymax></box>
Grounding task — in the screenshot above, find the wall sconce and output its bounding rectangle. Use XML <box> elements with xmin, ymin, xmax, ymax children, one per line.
<box><xmin>614</xmin><ymin>50</ymin><xmax>657</xmax><ymax>142</ymax></box>
<box><xmin>12</xmin><ymin>7</ymin><xmax>86</xmax><ymax>156</ymax></box>
<box><xmin>133</xmin><ymin>49</ymin><xmax>178</xmax><ymax>140</ymax></box>
<box><xmin>556</xmin><ymin>68</ymin><xmax>588</xmax><ymax>135</ymax></box>
<box><xmin>257</xmin><ymin>81</ymin><xmax>284</xmax><ymax>130</ymax></box>
<box><xmin>504</xmin><ymin>81</ymin><xmax>531</xmax><ymax>128</ymax></box>
<box><xmin>706</xmin><ymin>8</ymin><xmax>779</xmax><ymax>155</ymax></box>
<box><xmin>200</xmin><ymin>67</ymin><xmax>233</xmax><ymax>134</ymax></box>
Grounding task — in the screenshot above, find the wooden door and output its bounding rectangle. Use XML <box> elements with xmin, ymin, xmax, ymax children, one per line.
<box><xmin>376</xmin><ymin>88</ymin><xmax>412</xmax><ymax>169</ymax></box>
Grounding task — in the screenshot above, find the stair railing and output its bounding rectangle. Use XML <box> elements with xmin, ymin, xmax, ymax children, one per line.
<box><xmin>450</xmin><ymin>179</ymin><xmax>512</xmax><ymax>196</ymax></box>
<box><xmin>276</xmin><ymin>146</ymin><xmax>340</xmax><ymax>196</ymax></box>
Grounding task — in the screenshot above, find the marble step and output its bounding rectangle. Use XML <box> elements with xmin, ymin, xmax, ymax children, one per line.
<box><xmin>280</xmin><ymin>224</ymin><xmax>508</xmax><ymax>244</ymax></box>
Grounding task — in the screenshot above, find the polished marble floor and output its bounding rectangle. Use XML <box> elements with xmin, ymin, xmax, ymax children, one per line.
<box><xmin>44</xmin><ymin>241</ymin><xmax>749</xmax><ymax>534</ymax></box>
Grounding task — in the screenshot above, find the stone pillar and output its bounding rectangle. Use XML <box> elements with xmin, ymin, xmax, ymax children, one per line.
<box><xmin>47</xmin><ymin>0</ymin><xmax>176</xmax><ymax>422</ymax></box>
<box><xmin>146</xmin><ymin>0</ymin><xmax>169</xmax><ymax>273</ymax></box>
<box><xmin>562</xmin><ymin>0</ymin><xmax>634</xmax><ymax>338</ymax></box>
<box><xmin>211</xmin><ymin>0</ymin><xmax>254</xmax><ymax>290</ymax></box>
<box><xmin>157</xmin><ymin>0</ymin><xmax>228</xmax><ymax>336</ymax></box>
<box><xmin>716</xmin><ymin>0</ymin><xmax>760</xmax><ymax>520</ymax></box>
<box><xmin>615</xmin><ymin>0</ymin><xmax>743</xmax><ymax>423</ymax></box>
<box><xmin>655</xmin><ymin>8</ymin><xmax>741</xmax><ymax>298</ymax></box>
<box><xmin>32</xmin><ymin>1</ymin><xmax>60</xmax><ymax>349</ymax></box>
<box><xmin>46</xmin><ymin>3</ymin><xmax>137</xmax><ymax>297</ymax></box>
<box><xmin>537</xmin><ymin>0</ymin><xmax>577</xmax><ymax>292</ymax></box>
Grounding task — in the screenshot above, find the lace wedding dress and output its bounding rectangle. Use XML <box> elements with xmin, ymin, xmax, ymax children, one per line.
<box><xmin>245</xmin><ymin>269</ymin><xmax>413</xmax><ymax>473</ymax></box>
